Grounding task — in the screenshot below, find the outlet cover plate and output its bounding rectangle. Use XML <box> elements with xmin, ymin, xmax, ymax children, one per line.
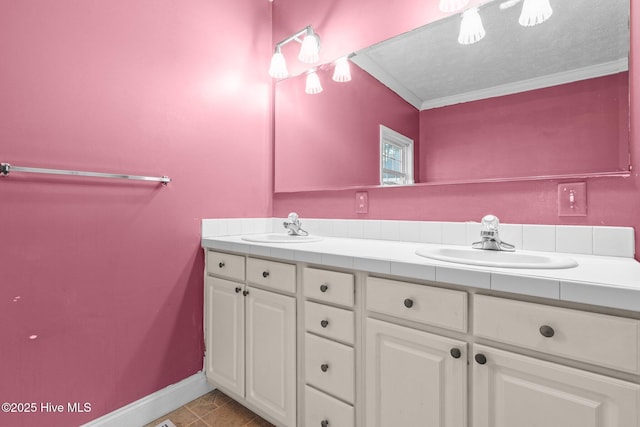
<box><xmin>355</xmin><ymin>191</ymin><xmax>368</xmax><ymax>214</ymax></box>
<box><xmin>558</xmin><ymin>182</ymin><xmax>587</xmax><ymax>216</ymax></box>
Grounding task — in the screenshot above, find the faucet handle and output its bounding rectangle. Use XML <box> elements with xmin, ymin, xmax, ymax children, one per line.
<box><xmin>481</xmin><ymin>214</ymin><xmax>500</xmax><ymax>231</ymax></box>
<box><xmin>287</xmin><ymin>212</ymin><xmax>300</xmax><ymax>223</ymax></box>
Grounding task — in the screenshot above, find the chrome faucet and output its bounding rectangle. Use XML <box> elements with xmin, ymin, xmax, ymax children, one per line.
<box><xmin>472</xmin><ymin>215</ymin><xmax>515</xmax><ymax>251</ymax></box>
<box><xmin>283</xmin><ymin>212</ymin><xmax>309</xmax><ymax>236</ymax></box>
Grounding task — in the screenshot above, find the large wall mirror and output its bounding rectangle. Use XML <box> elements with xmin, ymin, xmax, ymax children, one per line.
<box><xmin>274</xmin><ymin>0</ymin><xmax>629</xmax><ymax>193</ymax></box>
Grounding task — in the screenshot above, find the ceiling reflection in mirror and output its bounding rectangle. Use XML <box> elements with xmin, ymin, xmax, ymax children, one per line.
<box><xmin>274</xmin><ymin>0</ymin><xmax>630</xmax><ymax>193</ymax></box>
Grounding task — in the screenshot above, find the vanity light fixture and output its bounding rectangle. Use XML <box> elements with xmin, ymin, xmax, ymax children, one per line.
<box><xmin>268</xmin><ymin>25</ymin><xmax>321</xmax><ymax>79</ymax></box>
<box><xmin>298</xmin><ymin>27</ymin><xmax>321</xmax><ymax>63</ymax></box>
<box><xmin>455</xmin><ymin>0</ymin><xmax>553</xmax><ymax>46</ymax></box>
<box><xmin>332</xmin><ymin>57</ymin><xmax>352</xmax><ymax>82</ymax></box>
<box><xmin>518</xmin><ymin>0</ymin><xmax>553</xmax><ymax>26</ymax></box>
<box><xmin>305</xmin><ymin>70</ymin><xmax>323</xmax><ymax>94</ymax></box>
<box><xmin>268</xmin><ymin>46</ymin><xmax>288</xmax><ymax>79</ymax></box>
<box><xmin>439</xmin><ymin>0</ymin><xmax>470</xmax><ymax>13</ymax></box>
<box><xmin>458</xmin><ymin>7</ymin><xmax>486</xmax><ymax>45</ymax></box>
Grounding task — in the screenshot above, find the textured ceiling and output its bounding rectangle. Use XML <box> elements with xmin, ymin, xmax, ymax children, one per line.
<box><xmin>351</xmin><ymin>0</ymin><xmax>629</xmax><ymax>110</ymax></box>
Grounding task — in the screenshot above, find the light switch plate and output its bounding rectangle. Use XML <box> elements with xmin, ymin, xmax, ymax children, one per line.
<box><xmin>558</xmin><ymin>182</ymin><xmax>587</xmax><ymax>216</ymax></box>
<box><xmin>355</xmin><ymin>191</ymin><xmax>368</xmax><ymax>214</ymax></box>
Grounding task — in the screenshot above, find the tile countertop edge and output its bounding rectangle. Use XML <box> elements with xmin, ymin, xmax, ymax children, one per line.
<box><xmin>201</xmin><ymin>236</ymin><xmax>640</xmax><ymax>312</ymax></box>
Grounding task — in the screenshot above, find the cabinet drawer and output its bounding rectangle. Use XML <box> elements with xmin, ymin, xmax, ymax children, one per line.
<box><xmin>247</xmin><ymin>258</ymin><xmax>296</xmax><ymax>294</ymax></box>
<box><xmin>474</xmin><ymin>295</ymin><xmax>640</xmax><ymax>374</ymax></box>
<box><xmin>303</xmin><ymin>267</ymin><xmax>354</xmax><ymax>307</ymax></box>
<box><xmin>207</xmin><ymin>250</ymin><xmax>245</xmax><ymax>281</ymax></box>
<box><xmin>305</xmin><ymin>301</ymin><xmax>355</xmax><ymax>345</ymax></box>
<box><xmin>367</xmin><ymin>277</ymin><xmax>468</xmax><ymax>333</ymax></box>
<box><xmin>305</xmin><ymin>386</ymin><xmax>354</xmax><ymax>427</ymax></box>
<box><xmin>305</xmin><ymin>333</ymin><xmax>355</xmax><ymax>404</ymax></box>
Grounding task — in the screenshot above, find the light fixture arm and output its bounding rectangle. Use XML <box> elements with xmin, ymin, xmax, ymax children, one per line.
<box><xmin>273</xmin><ymin>25</ymin><xmax>320</xmax><ymax>52</ymax></box>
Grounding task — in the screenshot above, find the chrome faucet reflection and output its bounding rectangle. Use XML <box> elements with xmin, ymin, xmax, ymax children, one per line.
<box><xmin>472</xmin><ymin>215</ymin><xmax>515</xmax><ymax>251</ymax></box>
<box><xmin>283</xmin><ymin>212</ymin><xmax>309</xmax><ymax>236</ymax></box>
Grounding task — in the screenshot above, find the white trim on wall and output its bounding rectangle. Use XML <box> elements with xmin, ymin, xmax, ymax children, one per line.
<box><xmin>80</xmin><ymin>372</ymin><xmax>213</xmax><ymax>427</ymax></box>
<box><xmin>420</xmin><ymin>59</ymin><xmax>629</xmax><ymax>109</ymax></box>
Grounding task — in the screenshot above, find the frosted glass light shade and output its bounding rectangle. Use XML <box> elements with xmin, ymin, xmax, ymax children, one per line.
<box><xmin>268</xmin><ymin>51</ymin><xmax>288</xmax><ymax>78</ymax></box>
<box><xmin>305</xmin><ymin>71</ymin><xmax>323</xmax><ymax>94</ymax></box>
<box><xmin>332</xmin><ymin>57</ymin><xmax>351</xmax><ymax>82</ymax></box>
<box><xmin>439</xmin><ymin>0</ymin><xmax>469</xmax><ymax>13</ymax></box>
<box><xmin>458</xmin><ymin>7</ymin><xmax>486</xmax><ymax>45</ymax></box>
<box><xmin>519</xmin><ymin>0</ymin><xmax>553</xmax><ymax>26</ymax></box>
<box><xmin>298</xmin><ymin>34</ymin><xmax>320</xmax><ymax>64</ymax></box>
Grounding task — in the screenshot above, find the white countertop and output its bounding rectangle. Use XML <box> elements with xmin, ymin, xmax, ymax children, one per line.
<box><xmin>201</xmin><ymin>234</ymin><xmax>640</xmax><ymax>312</ymax></box>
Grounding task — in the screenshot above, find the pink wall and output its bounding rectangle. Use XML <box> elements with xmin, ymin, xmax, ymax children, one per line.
<box><xmin>420</xmin><ymin>73</ymin><xmax>629</xmax><ymax>182</ymax></box>
<box><xmin>275</xmin><ymin>63</ymin><xmax>419</xmax><ymax>191</ymax></box>
<box><xmin>272</xmin><ymin>0</ymin><xmax>640</xmax><ymax>261</ymax></box>
<box><xmin>0</xmin><ymin>1</ymin><xmax>272</xmax><ymax>426</ymax></box>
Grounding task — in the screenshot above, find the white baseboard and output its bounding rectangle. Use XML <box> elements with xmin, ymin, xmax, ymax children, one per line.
<box><xmin>81</xmin><ymin>371</ymin><xmax>213</xmax><ymax>427</ymax></box>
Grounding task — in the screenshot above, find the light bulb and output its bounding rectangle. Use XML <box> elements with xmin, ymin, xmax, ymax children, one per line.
<box><xmin>519</xmin><ymin>0</ymin><xmax>553</xmax><ymax>27</ymax></box>
<box><xmin>305</xmin><ymin>71</ymin><xmax>323</xmax><ymax>94</ymax></box>
<box><xmin>458</xmin><ymin>7</ymin><xmax>486</xmax><ymax>45</ymax></box>
<box><xmin>332</xmin><ymin>57</ymin><xmax>352</xmax><ymax>82</ymax></box>
<box><xmin>298</xmin><ymin>30</ymin><xmax>320</xmax><ymax>64</ymax></box>
<box><xmin>268</xmin><ymin>49</ymin><xmax>288</xmax><ymax>79</ymax></box>
<box><xmin>439</xmin><ymin>0</ymin><xmax>470</xmax><ymax>13</ymax></box>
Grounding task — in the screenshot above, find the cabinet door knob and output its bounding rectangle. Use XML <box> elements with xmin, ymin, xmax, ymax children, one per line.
<box><xmin>243</xmin><ymin>290</ymin><xmax>249</xmax><ymax>296</ymax></box>
<box><xmin>320</xmin><ymin>320</ymin><xmax>329</xmax><ymax>328</ymax></box>
<box><xmin>218</xmin><ymin>262</ymin><xmax>225</xmax><ymax>268</ymax></box>
<box><xmin>450</xmin><ymin>348</ymin><xmax>462</xmax><ymax>359</ymax></box>
<box><xmin>235</xmin><ymin>287</ymin><xmax>242</xmax><ymax>293</ymax></box>
<box><xmin>475</xmin><ymin>353</ymin><xmax>487</xmax><ymax>365</ymax></box>
<box><xmin>320</xmin><ymin>284</ymin><xmax>328</xmax><ymax>293</ymax></box>
<box><xmin>321</xmin><ymin>420</ymin><xmax>329</xmax><ymax>427</ymax></box>
<box><xmin>539</xmin><ymin>325</ymin><xmax>555</xmax><ymax>338</ymax></box>
<box><xmin>262</xmin><ymin>271</ymin><xmax>270</xmax><ymax>278</ymax></box>
<box><xmin>320</xmin><ymin>363</ymin><xmax>329</xmax><ymax>372</ymax></box>
<box><xmin>404</xmin><ymin>298</ymin><xmax>414</xmax><ymax>308</ymax></box>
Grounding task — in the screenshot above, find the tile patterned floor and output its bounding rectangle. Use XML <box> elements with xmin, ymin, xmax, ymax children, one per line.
<box><xmin>143</xmin><ymin>390</ymin><xmax>275</xmax><ymax>427</ymax></box>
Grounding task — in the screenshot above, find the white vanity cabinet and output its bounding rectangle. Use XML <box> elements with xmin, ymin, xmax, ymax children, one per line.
<box><xmin>205</xmin><ymin>251</ymin><xmax>296</xmax><ymax>427</ymax></box>
<box><xmin>302</xmin><ymin>267</ymin><xmax>356</xmax><ymax>427</ymax></box>
<box><xmin>366</xmin><ymin>318</ymin><xmax>467</xmax><ymax>427</ymax></box>
<box><xmin>472</xmin><ymin>344</ymin><xmax>640</xmax><ymax>427</ymax></box>
<box><xmin>365</xmin><ymin>277</ymin><xmax>468</xmax><ymax>427</ymax></box>
<box><xmin>472</xmin><ymin>295</ymin><xmax>640</xmax><ymax>427</ymax></box>
<box><xmin>204</xmin><ymin>244</ymin><xmax>640</xmax><ymax>427</ymax></box>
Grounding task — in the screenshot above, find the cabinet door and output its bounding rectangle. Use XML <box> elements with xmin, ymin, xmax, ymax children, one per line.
<box><xmin>245</xmin><ymin>286</ymin><xmax>296</xmax><ymax>427</ymax></box>
<box><xmin>205</xmin><ymin>276</ymin><xmax>245</xmax><ymax>397</ymax></box>
<box><xmin>473</xmin><ymin>344</ymin><xmax>640</xmax><ymax>427</ymax></box>
<box><xmin>366</xmin><ymin>318</ymin><xmax>467</xmax><ymax>427</ymax></box>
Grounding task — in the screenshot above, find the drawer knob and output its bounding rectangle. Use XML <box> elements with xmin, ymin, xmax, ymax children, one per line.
<box><xmin>218</xmin><ymin>262</ymin><xmax>225</xmax><ymax>268</ymax></box>
<box><xmin>243</xmin><ymin>290</ymin><xmax>249</xmax><ymax>296</ymax></box>
<box><xmin>475</xmin><ymin>353</ymin><xmax>487</xmax><ymax>365</ymax></box>
<box><xmin>262</xmin><ymin>271</ymin><xmax>270</xmax><ymax>278</ymax></box>
<box><xmin>320</xmin><ymin>284</ymin><xmax>329</xmax><ymax>293</ymax></box>
<box><xmin>539</xmin><ymin>325</ymin><xmax>555</xmax><ymax>338</ymax></box>
<box><xmin>450</xmin><ymin>348</ymin><xmax>462</xmax><ymax>359</ymax></box>
<box><xmin>320</xmin><ymin>320</ymin><xmax>329</xmax><ymax>328</ymax></box>
<box><xmin>235</xmin><ymin>287</ymin><xmax>242</xmax><ymax>293</ymax></box>
<box><xmin>320</xmin><ymin>363</ymin><xmax>329</xmax><ymax>372</ymax></box>
<box><xmin>404</xmin><ymin>298</ymin><xmax>414</xmax><ymax>308</ymax></box>
<box><xmin>321</xmin><ymin>420</ymin><xmax>329</xmax><ymax>427</ymax></box>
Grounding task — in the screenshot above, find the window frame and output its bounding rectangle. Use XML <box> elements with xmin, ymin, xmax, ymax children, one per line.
<box><xmin>379</xmin><ymin>125</ymin><xmax>414</xmax><ymax>186</ymax></box>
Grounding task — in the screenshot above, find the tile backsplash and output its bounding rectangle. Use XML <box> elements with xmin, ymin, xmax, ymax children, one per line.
<box><xmin>202</xmin><ymin>218</ymin><xmax>635</xmax><ymax>258</ymax></box>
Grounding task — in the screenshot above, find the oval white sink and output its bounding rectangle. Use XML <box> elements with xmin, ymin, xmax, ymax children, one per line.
<box><xmin>241</xmin><ymin>233</ymin><xmax>323</xmax><ymax>243</ymax></box>
<box><xmin>415</xmin><ymin>247</ymin><xmax>577</xmax><ymax>269</ymax></box>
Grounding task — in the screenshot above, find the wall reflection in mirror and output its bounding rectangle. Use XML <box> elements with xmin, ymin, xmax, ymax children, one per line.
<box><xmin>274</xmin><ymin>0</ymin><xmax>629</xmax><ymax>193</ymax></box>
